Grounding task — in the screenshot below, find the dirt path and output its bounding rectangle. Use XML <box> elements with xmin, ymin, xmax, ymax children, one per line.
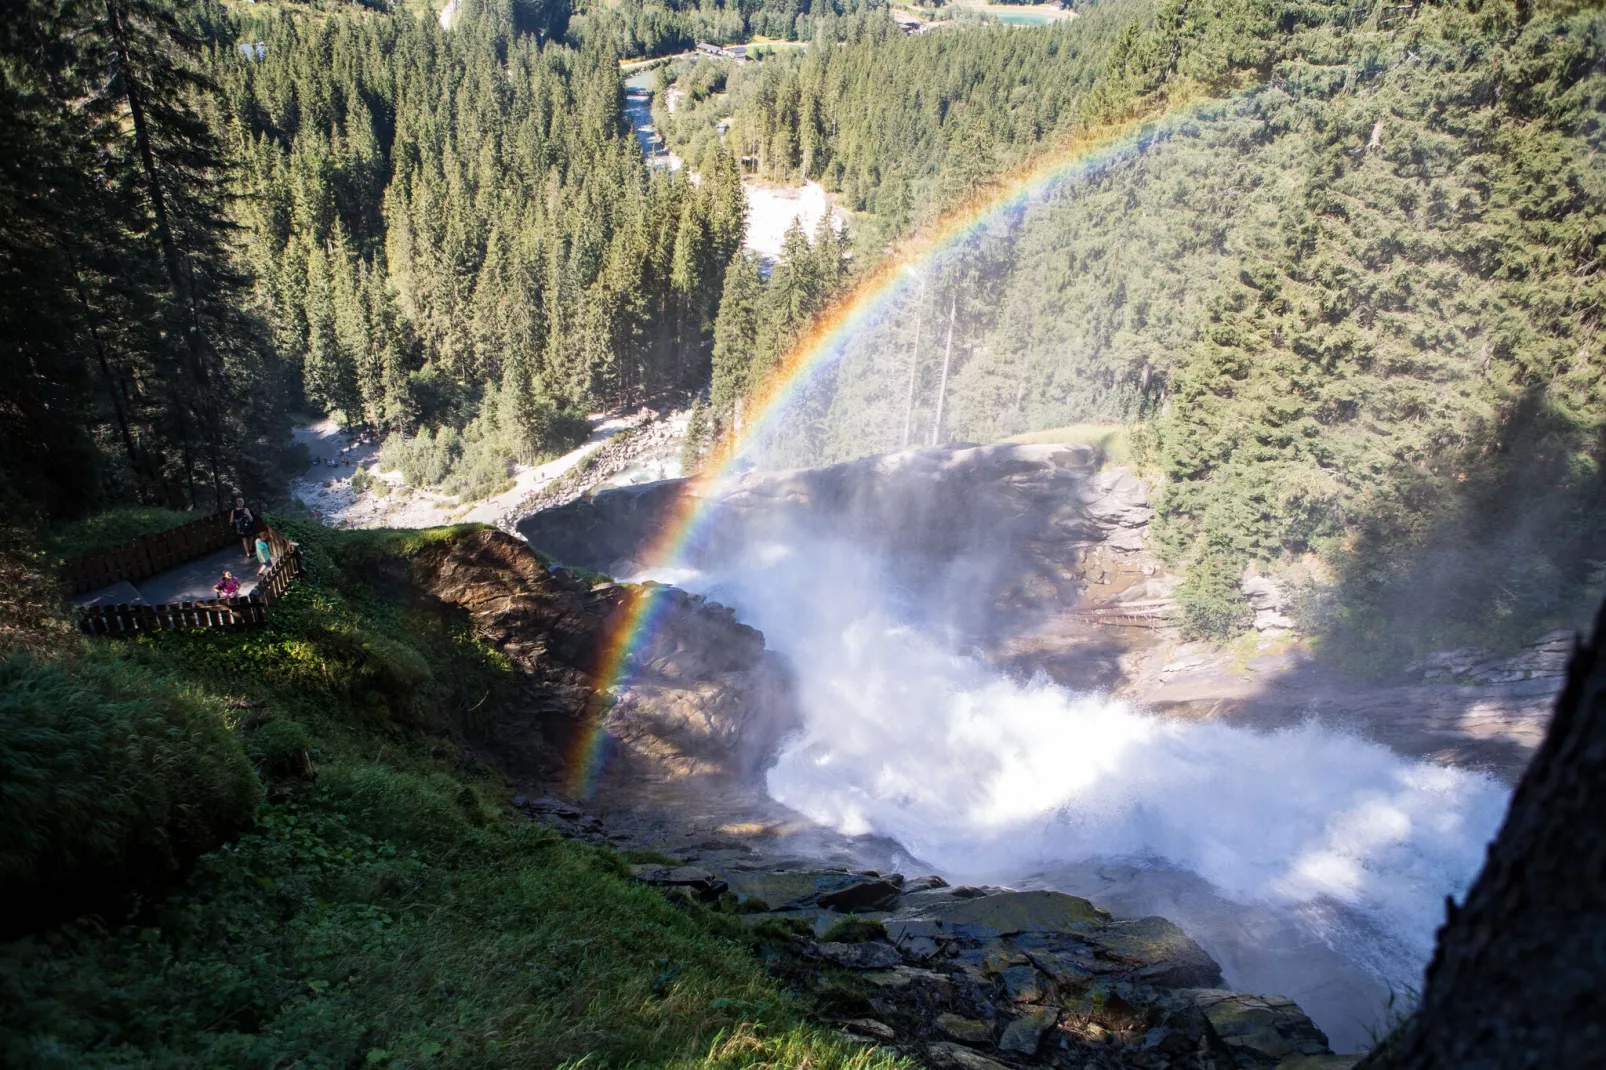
<box><xmin>74</xmin><ymin>544</ymin><xmax>263</xmax><ymax>607</ymax></box>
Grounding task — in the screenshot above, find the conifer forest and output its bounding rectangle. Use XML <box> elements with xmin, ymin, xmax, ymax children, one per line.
<box><xmin>3</xmin><ymin>0</ymin><xmax>1606</xmax><ymax>1066</ymax></box>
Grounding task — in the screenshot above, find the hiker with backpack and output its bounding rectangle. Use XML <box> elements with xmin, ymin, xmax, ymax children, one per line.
<box><xmin>230</xmin><ymin>497</ymin><xmax>257</xmax><ymax>561</ymax></box>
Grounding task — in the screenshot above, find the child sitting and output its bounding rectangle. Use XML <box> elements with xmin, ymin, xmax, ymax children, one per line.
<box><xmin>213</xmin><ymin>571</ymin><xmax>241</xmax><ymax>598</ymax></box>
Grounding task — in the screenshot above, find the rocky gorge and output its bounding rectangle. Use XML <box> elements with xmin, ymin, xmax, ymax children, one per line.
<box><xmin>518</xmin><ymin>443</ymin><xmax>1567</xmax><ymax>781</ymax></box>
<box><xmin>404</xmin><ymin>526</ymin><xmax>1357</xmax><ymax>1068</ymax></box>
<box><xmin>435</xmin><ymin>441</ymin><xmax>1580</xmax><ymax>1058</ymax></box>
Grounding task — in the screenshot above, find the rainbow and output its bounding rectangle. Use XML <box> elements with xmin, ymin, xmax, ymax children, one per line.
<box><xmin>565</xmin><ymin>95</ymin><xmax>1215</xmax><ymax>798</ymax></box>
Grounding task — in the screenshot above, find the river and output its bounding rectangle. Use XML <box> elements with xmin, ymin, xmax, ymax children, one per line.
<box><xmin>626</xmin><ymin>500</ymin><xmax>1510</xmax><ymax>1055</ymax></box>
<box><xmin>624</xmin><ymin>69</ymin><xmax>677</xmax><ymax>168</ymax></box>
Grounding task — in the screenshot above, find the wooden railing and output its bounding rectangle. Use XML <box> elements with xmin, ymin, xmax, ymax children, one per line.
<box><xmin>69</xmin><ymin>515</ymin><xmax>304</xmax><ymax>635</ymax></box>
<box><xmin>62</xmin><ymin>510</ymin><xmax>238</xmax><ymax>596</ymax></box>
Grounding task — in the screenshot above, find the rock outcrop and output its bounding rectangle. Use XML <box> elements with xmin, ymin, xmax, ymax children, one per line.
<box><xmin>408</xmin><ymin>528</ymin><xmax>797</xmax><ymax>790</ymax></box>
<box><xmin>1240</xmin><ymin>575</ymin><xmax>1295</xmax><ymax>634</ymax></box>
<box><xmin>1402</xmin><ymin>629</ymin><xmax>1576</xmax><ymax>685</ymax></box>
<box><xmin>515</xmin><ymin>794</ymin><xmax>1354</xmax><ymax>1070</ymax></box>
<box><xmin>1356</xmin><ymin>608</ymin><xmax>1606</xmax><ymax>1070</ymax></box>
<box><xmin>518</xmin><ymin>443</ymin><xmax>1173</xmax><ymax>636</ymax></box>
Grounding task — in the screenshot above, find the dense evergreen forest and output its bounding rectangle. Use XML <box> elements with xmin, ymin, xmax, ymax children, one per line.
<box><xmin>681</xmin><ymin>0</ymin><xmax>1606</xmax><ymax>656</ymax></box>
<box><xmin>3</xmin><ymin>0</ymin><xmax>1602</xmax><ymax>653</ymax></box>
<box><xmin>573</xmin><ymin>0</ymin><xmax>883</xmax><ymax>59</ymax></box>
<box><xmin>0</xmin><ymin>0</ymin><xmax>837</xmax><ymax>516</ymax></box>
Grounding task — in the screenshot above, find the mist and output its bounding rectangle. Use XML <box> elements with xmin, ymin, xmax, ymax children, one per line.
<box><xmin>639</xmin><ymin>526</ymin><xmax>1511</xmax><ymax>1053</ymax></box>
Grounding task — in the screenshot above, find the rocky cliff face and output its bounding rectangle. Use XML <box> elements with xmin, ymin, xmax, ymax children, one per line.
<box><xmin>413</xmin><ymin>531</ymin><xmax>1359</xmax><ymax>1069</ymax></box>
<box><xmin>518</xmin><ymin>443</ymin><xmax>1172</xmax><ymax>638</ymax></box>
<box><xmin>408</xmin><ymin>529</ymin><xmax>798</xmax><ymax>791</ymax></box>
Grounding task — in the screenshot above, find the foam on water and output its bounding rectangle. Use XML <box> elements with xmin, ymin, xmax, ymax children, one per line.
<box><xmin>636</xmin><ymin>537</ymin><xmax>1511</xmax><ymax>1050</ymax></box>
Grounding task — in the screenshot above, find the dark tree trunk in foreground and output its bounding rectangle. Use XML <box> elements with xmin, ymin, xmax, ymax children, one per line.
<box><xmin>1361</xmin><ymin>601</ymin><xmax>1606</xmax><ymax>1069</ymax></box>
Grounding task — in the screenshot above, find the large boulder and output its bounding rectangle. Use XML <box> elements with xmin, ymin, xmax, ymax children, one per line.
<box><xmin>885</xmin><ymin>889</ymin><xmax>1107</xmax><ymax>943</ymax></box>
<box><xmin>408</xmin><ymin>529</ymin><xmax>799</xmax><ymax>790</ymax></box>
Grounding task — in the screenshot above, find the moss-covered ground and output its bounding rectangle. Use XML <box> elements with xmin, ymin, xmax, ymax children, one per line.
<box><xmin>0</xmin><ymin>518</ymin><xmax>905</xmax><ymax>1070</ymax></box>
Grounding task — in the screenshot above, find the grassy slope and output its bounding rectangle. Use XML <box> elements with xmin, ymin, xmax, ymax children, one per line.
<box><xmin>0</xmin><ymin>518</ymin><xmax>903</xmax><ymax>1070</ymax></box>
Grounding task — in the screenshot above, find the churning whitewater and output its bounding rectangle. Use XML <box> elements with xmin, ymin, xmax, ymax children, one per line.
<box><xmin>639</xmin><ymin>535</ymin><xmax>1510</xmax><ymax>1049</ymax></box>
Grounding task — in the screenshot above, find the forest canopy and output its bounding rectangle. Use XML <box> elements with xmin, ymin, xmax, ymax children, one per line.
<box><xmin>681</xmin><ymin>0</ymin><xmax>1606</xmax><ymax>656</ymax></box>
<box><xmin>2</xmin><ymin>0</ymin><xmax>1601</xmax><ymax>657</ymax></box>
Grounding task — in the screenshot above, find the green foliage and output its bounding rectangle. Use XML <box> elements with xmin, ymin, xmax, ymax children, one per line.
<box><xmin>0</xmin><ymin>523</ymin><xmax>906</xmax><ymax>1070</ymax></box>
<box><xmin>0</xmin><ymin>0</ymin><xmax>293</xmax><ymax>519</ymax></box>
<box><xmin>1004</xmin><ymin>424</ymin><xmax>1134</xmax><ymax>468</ymax></box>
<box><xmin>682</xmin><ymin>394</ymin><xmax>715</xmax><ymax>473</ymax></box>
<box><xmin>248</xmin><ymin>718</ymin><xmax>312</xmax><ymax>779</ymax></box>
<box><xmin>223</xmin><ymin>2</ymin><xmax>744</xmax><ymax>465</ymax></box>
<box><xmin>47</xmin><ymin>508</ymin><xmax>203</xmax><ymax>560</ymax></box>
<box><xmin>380</xmin><ymin>381</ymin><xmax>589</xmax><ymax>500</ymax></box>
<box><xmin>695</xmin><ymin>0</ymin><xmax>1606</xmax><ymax>658</ymax></box>
<box><xmin>1175</xmin><ymin>556</ymin><xmax>1253</xmax><ymax>639</ymax></box>
<box><xmin>0</xmin><ymin>649</ymin><xmax>260</xmax><ymax>936</ymax></box>
<box><xmin>571</xmin><ymin>0</ymin><xmax>878</xmax><ymax>59</ymax></box>
<box><xmin>818</xmin><ymin>916</ymin><xmax>886</xmax><ymax>943</ymax></box>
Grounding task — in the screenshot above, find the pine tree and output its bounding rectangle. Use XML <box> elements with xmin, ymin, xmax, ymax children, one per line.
<box><xmin>710</xmin><ymin>252</ymin><xmax>762</xmax><ymax>434</ymax></box>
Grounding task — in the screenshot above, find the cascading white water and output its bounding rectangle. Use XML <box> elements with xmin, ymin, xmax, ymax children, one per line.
<box><xmin>639</xmin><ymin>535</ymin><xmax>1512</xmax><ymax>1053</ymax></box>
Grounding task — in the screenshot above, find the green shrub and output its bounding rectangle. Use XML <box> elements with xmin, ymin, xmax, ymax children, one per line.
<box><xmin>317</xmin><ymin>763</ymin><xmax>492</xmax><ymax>850</ymax></box>
<box><xmin>249</xmin><ymin>718</ymin><xmax>313</xmax><ymax>780</ymax></box>
<box><xmin>0</xmin><ymin>650</ymin><xmax>259</xmax><ymax>936</ymax></box>
<box><xmin>47</xmin><ymin>508</ymin><xmax>197</xmax><ymax>560</ymax></box>
<box><xmin>818</xmin><ymin>916</ymin><xmax>886</xmax><ymax>943</ymax></box>
<box><xmin>308</xmin><ymin>625</ymin><xmax>436</xmax><ymax>722</ymax></box>
<box><xmin>1176</xmin><ymin>557</ymin><xmax>1253</xmax><ymax>640</ymax></box>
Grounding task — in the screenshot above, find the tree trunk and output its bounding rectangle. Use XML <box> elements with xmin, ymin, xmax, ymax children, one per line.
<box><xmin>1359</xmin><ymin>600</ymin><xmax>1606</xmax><ymax>1069</ymax></box>
<box><xmin>928</xmin><ymin>295</ymin><xmax>956</xmax><ymax>447</ymax></box>
<box><xmin>900</xmin><ymin>312</ymin><xmax>922</xmax><ymax>449</ymax></box>
<box><xmin>104</xmin><ymin>0</ymin><xmax>224</xmax><ymax>507</ymax></box>
<box><xmin>70</xmin><ymin>268</ymin><xmax>146</xmax><ymax>491</ymax></box>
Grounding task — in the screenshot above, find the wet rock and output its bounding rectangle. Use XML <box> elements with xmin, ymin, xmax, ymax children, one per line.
<box><xmin>902</xmin><ymin>874</ymin><xmax>950</xmax><ymax>892</ymax></box>
<box><xmin>927</xmin><ymin>1041</ymin><xmax>1013</xmax><ymax>1070</ymax></box>
<box><xmin>998</xmin><ymin>1007</ymin><xmax>1058</xmax><ymax>1055</ymax></box>
<box><xmin>896</xmin><ymin>935</ymin><xmax>941</xmax><ymax>961</ymax></box>
<box><xmin>886</xmin><ymin>889</ymin><xmax>1106</xmax><ymax>943</ymax></box>
<box><xmin>1191</xmin><ymin>990</ymin><xmax>1333</xmax><ymax>1062</ymax></box>
<box><xmin>1022</xmin><ymin>948</ymin><xmax>1097</xmax><ymax>988</ymax></box>
<box><xmin>1276</xmin><ymin>1056</ymin><xmax>1362</xmax><ymax>1070</ymax></box>
<box><xmin>936</xmin><ymin>1013</ymin><xmax>995</xmax><ymax>1045</ymax></box>
<box><xmin>628</xmin><ymin>864</ymin><xmax>727</xmax><ymax>900</ymax></box>
<box><xmin>1085</xmin><ymin>916</ymin><xmax>1224</xmax><ymax>988</ymax></box>
<box><xmin>723</xmin><ymin>870</ymin><xmax>878</xmax><ymax>909</ymax></box>
<box><xmin>815</xmin><ymin>941</ymin><xmax>902</xmax><ymax>969</ymax></box>
<box><xmin>863</xmin><ymin>966</ymin><xmax>953</xmax><ymax>997</ymax></box>
<box><xmin>817</xmin><ymin>878</ymin><xmax>902</xmax><ymax>912</ymax></box>
<box><xmin>840</xmin><ymin>1018</ymin><xmax>896</xmax><ymax>1041</ymax></box>
<box><xmin>1000</xmin><ymin>964</ymin><xmax>1050</xmax><ymax>1003</ymax></box>
<box><xmin>981</xmin><ymin>947</ymin><xmax>1030</xmax><ymax>973</ymax></box>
